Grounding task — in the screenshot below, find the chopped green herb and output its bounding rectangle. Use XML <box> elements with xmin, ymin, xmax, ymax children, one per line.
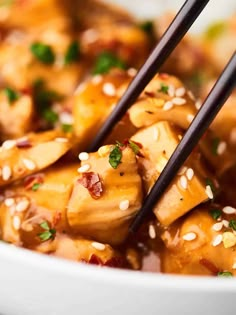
<box><xmin>205</xmin><ymin>21</ymin><xmax>226</xmax><ymax>40</ymax></box>
<box><xmin>212</xmin><ymin>137</ymin><xmax>220</xmax><ymax>155</ymax></box>
<box><xmin>139</xmin><ymin>21</ymin><xmax>154</xmax><ymax>35</ymax></box>
<box><xmin>109</xmin><ymin>146</ymin><xmax>122</xmax><ymax>169</ymax></box>
<box><xmin>206</xmin><ymin>178</ymin><xmax>216</xmax><ymax>193</ymax></box>
<box><xmin>93</xmin><ymin>51</ymin><xmax>126</xmax><ymax>75</ymax></box>
<box><xmin>128</xmin><ymin>140</ymin><xmax>140</xmax><ymax>155</ymax></box>
<box><xmin>30</xmin><ymin>42</ymin><xmax>55</xmax><ymax>64</ymax></box>
<box><xmin>62</xmin><ymin>124</ymin><xmax>73</xmax><ymax>133</ymax></box>
<box><xmin>4</xmin><ymin>87</ymin><xmax>19</xmax><ymax>104</ymax></box>
<box><xmin>38</xmin><ymin>221</ymin><xmax>56</xmax><ymax>242</ymax></box>
<box><xmin>42</xmin><ymin>109</ymin><xmax>58</xmax><ymax>124</ymax></box>
<box><xmin>217</xmin><ymin>271</ymin><xmax>233</xmax><ymax>278</ymax></box>
<box><xmin>65</xmin><ymin>41</ymin><xmax>80</xmax><ymax>65</ymax></box>
<box><xmin>32</xmin><ymin>183</ymin><xmax>41</xmax><ymax>191</ymax></box>
<box><xmin>158</xmin><ymin>83</ymin><xmax>169</xmax><ymax>94</ymax></box>
<box><xmin>229</xmin><ymin>220</ymin><xmax>236</xmax><ymax>231</ymax></box>
<box><xmin>209</xmin><ymin>208</ymin><xmax>222</xmax><ymax>220</ymax></box>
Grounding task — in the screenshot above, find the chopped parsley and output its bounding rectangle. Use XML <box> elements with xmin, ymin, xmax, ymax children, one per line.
<box><xmin>32</xmin><ymin>183</ymin><xmax>41</xmax><ymax>191</ymax></box>
<box><xmin>62</xmin><ymin>124</ymin><xmax>73</xmax><ymax>133</ymax></box>
<box><xmin>229</xmin><ymin>220</ymin><xmax>236</xmax><ymax>231</ymax></box>
<box><xmin>212</xmin><ymin>137</ymin><xmax>220</xmax><ymax>155</ymax></box>
<box><xmin>93</xmin><ymin>51</ymin><xmax>126</xmax><ymax>75</ymax></box>
<box><xmin>38</xmin><ymin>221</ymin><xmax>56</xmax><ymax>242</ymax></box>
<box><xmin>4</xmin><ymin>87</ymin><xmax>19</xmax><ymax>104</ymax></box>
<box><xmin>42</xmin><ymin>109</ymin><xmax>59</xmax><ymax>124</ymax></box>
<box><xmin>30</xmin><ymin>42</ymin><xmax>55</xmax><ymax>64</ymax></box>
<box><xmin>205</xmin><ymin>21</ymin><xmax>226</xmax><ymax>40</ymax></box>
<box><xmin>209</xmin><ymin>208</ymin><xmax>222</xmax><ymax>220</ymax></box>
<box><xmin>139</xmin><ymin>20</ymin><xmax>154</xmax><ymax>35</ymax></box>
<box><xmin>217</xmin><ymin>271</ymin><xmax>233</xmax><ymax>278</ymax></box>
<box><xmin>158</xmin><ymin>83</ymin><xmax>169</xmax><ymax>94</ymax></box>
<box><xmin>109</xmin><ymin>145</ymin><xmax>122</xmax><ymax>169</ymax></box>
<box><xmin>64</xmin><ymin>41</ymin><xmax>80</xmax><ymax>65</ymax></box>
<box><xmin>128</xmin><ymin>140</ymin><xmax>140</xmax><ymax>155</ymax></box>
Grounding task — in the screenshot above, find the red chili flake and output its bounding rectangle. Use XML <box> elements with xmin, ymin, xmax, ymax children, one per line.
<box><xmin>24</xmin><ymin>173</ymin><xmax>44</xmax><ymax>190</ymax></box>
<box><xmin>78</xmin><ymin>172</ymin><xmax>103</xmax><ymax>199</ymax></box>
<box><xmin>16</xmin><ymin>138</ymin><xmax>32</xmax><ymax>149</ymax></box>
<box><xmin>85</xmin><ymin>254</ymin><xmax>124</xmax><ymax>268</ymax></box>
<box><xmin>144</xmin><ymin>91</ymin><xmax>156</xmax><ymax>98</ymax></box>
<box><xmin>52</xmin><ymin>211</ymin><xmax>62</xmax><ymax>227</ymax></box>
<box><xmin>199</xmin><ymin>258</ymin><xmax>219</xmax><ymax>275</ymax></box>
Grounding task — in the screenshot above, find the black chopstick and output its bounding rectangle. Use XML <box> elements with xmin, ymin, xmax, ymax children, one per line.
<box><xmin>88</xmin><ymin>0</ymin><xmax>210</xmax><ymax>152</ymax></box>
<box><xmin>129</xmin><ymin>52</ymin><xmax>236</xmax><ymax>233</ymax></box>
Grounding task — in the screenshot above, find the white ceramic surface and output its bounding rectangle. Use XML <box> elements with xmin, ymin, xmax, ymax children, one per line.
<box><xmin>0</xmin><ymin>1</ymin><xmax>236</xmax><ymax>315</ymax></box>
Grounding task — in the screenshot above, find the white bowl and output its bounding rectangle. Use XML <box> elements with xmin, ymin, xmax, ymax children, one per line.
<box><xmin>1</xmin><ymin>1</ymin><xmax>236</xmax><ymax>315</ymax></box>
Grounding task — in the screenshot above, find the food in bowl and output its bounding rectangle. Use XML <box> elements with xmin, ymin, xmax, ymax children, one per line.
<box><xmin>0</xmin><ymin>0</ymin><xmax>235</xmax><ymax>277</ymax></box>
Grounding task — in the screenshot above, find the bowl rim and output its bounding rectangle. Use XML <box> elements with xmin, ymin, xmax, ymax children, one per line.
<box><xmin>1</xmin><ymin>242</ymin><xmax>236</xmax><ymax>291</ymax></box>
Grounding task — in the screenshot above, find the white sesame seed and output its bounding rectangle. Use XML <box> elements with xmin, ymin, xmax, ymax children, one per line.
<box><xmin>9</xmin><ymin>205</ymin><xmax>16</xmax><ymax>216</ymax></box>
<box><xmin>187</xmin><ymin>90</ymin><xmax>195</xmax><ymax>101</ymax></box>
<box><xmin>186</xmin><ymin>168</ymin><xmax>194</xmax><ymax>181</ymax></box>
<box><xmin>78</xmin><ymin>152</ymin><xmax>89</xmax><ymax>161</ymax></box>
<box><xmin>2</xmin><ymin>165</ymin><xmax>11</xmax><ymax>181</ymax></box>
<box><xmin>230</xmin><ymin>128</ymin><xmax>236</xmax><ymax>143</ymax></box>
<box><xmin>127</xmin><ymin>68</ymin><xmax>137</xmax><ymax>77</ymax></box>
<box><xmin>91</xmin><ymin>75</ymin><xmax>102</xmax><ymax>85</ymax></box>
<box><xmin>148</xmin><ymin>225</ymin><xmax>156</xmax><ymax>239</ymax></box>
<box><xmin>153</xmin><ymin>128</ymin><xmax>159</xmax><ymax>141</ymax></box>
<box><xmin>205</xmin><ymin>185</ymin><xmax>214</xmax><ymax>199</ymax></box>
<box><xmin>119</xmin><ymin>200</ymin><xmax>130</xmax><ymax>211</ymax></box>
<box><xmin>195</xmin><ymin>99</ymin><xmax>202</xmax><ymax>110</ymax></box>
<box><xmin>182</xmin><ymin>232</ymin><xmax>197</xmax><ymax>241</ymax></box>
<box><xmin>163</xmin><ymin>101</ymin><xmax>173</xmax><ymax>111</ymax></box>
<box><xmin>15</xmin><ymin>199</ymin><xmax>29</xmax><ymax>212</ymax></box>
<box><xmin>102</xmin><ymin>83</ymin><xmax>116</xmax><ymax>97</ymax></box>
<box><xmin>82</xmin><ymin>29</ymin><xmax>99</xmax><ymax>44</ymax></box>
<box><xmin>55</xmin><ymin>137</ymin><xmax>69</xmax><ymax>143</ymax></box>
<box><xmin>212</xmin><ymin>234</ymin><xmax>223</xmax><ymax>247</ymax></box>
<box><xmin>180</xmin><ymin>175</ymin><xmax>188</xmax><ymax>190</ymax></box>
<box><xmin>4</xmin><ymin>198</ymin><xmax>15</xmax><ymax>207</ymax></box>
<box><xmin>187</xmin><ymin>114</ymin><xmax>194</xmax><ymax>123</ymax></box>
<box><xmin>59</xmin><ymin>112</ymin><xmax>74</xmax><ymax>125</ymax></box>
<box><xmin>222</xmin><ymin>220</ymin><xmax>229</xmax><ymax>228</ymax></box>
<box><xmin>22</xmin><ymin>158</ymin><xmax>36</xmax><ymax>171</ymax></box>
<box><xmin>77</xmin><ymin>164</ymin><xmax>91</xmax><ymax>173</ymax></box>
<box><xmin>2</xmin><ymin>140</ymin><xmax>16</xmax><ymax>150</ymax></box>
<box><xmin>12</xmin><ymin>216</ymin><xmax>21</xmax><ymax>230</ymax></box>
<box><xmin>172</xmin><ymin>97</ymin><xmax>186</xmax><ymax>105</ymax></box>
<box><xmin>212</xmin><ymin>222</ymin><xmax>223</xmax><ymax>232</ymax></box>
<box><xmin>217</xmin><ymin>141</ymin><xmax>227</xmax><ymax>155</ymax></box>
<box><xmin>222</xmin><ymin>206</ymin><xmax>236</xmax><ymax>214</ymax></box>
<box><xmin>178</xmin><ymin>166</ymin><xmax>187</xmax><ymax>175</ymax></box>
<box><xmin>175</xmin><ymin>87</ymin><xmax>186</xmax><ymax>97</ymax></box>
<box><xmin>91</xmin><ymin>242</ymin><xmax>105</xmax><ymax>251</ymax></box>
<box><xmin>167</xmin><ymin>84</ymin><xmax>175</xmax><ymax>97</ymax></box>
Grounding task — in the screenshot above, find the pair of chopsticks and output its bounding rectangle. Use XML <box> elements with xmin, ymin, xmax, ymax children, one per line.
<box><xmin>87</xmin><ymin>0</ymin><xmax>236</xmax><ymax>232</ymax></box>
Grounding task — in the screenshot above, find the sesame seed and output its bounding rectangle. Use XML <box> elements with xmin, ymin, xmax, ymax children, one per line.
<box><xmin>180</xmin><ymin>175</ymin><xmax>188</xmax><ymax>190</ymax></box>
<box><xmin>119</xmin><ymin>200</ymin><xmax>130</xmax><ymax>211</ymax></box>
<box><xmin>153</xmin><ymin>128</ymin><xmax>159</xmax><ymax>141</ymax></box>
<box><xmin>91</xmin><ymin>242</ymin><xmax>105</xmax><ymax>251</ymax></box>
<box><xmin>217</xmin><ymin>141</ymin><xmax>227</xmax><ymax>155</ymax></box>
<box><xmin>22</xmin><ymin>158</ymin><xmax>36</xmax><ymax>171</ymax></box>
<box><xmin>212</xmin><ymin>222</ymin><xmax>223</xmax><ymax>232</ymax></box>
<box><xmin>163</xmin><ymin>101</ymin><xmax>173</xmax><ymax>111</ymax></box>
<box><xmin>187</xmin><ymin>90</ymin><xmax>195</xmax><ymax>101</ymax></box>
<box><xmin>182</xmin><ymin>232</ymin><xmax>197</xmax><ymax>241</ymax></box>
<box><xmin>175</xmin><ymin>87</ymin><xmax>186</xmax><ymax>97</ymax></box>
<box><xmin>172</xmin><ymin>97</ymin><xmax>186</xmax><ymax>105</ymax></box>
<box><xmin>9</xmin><ymin>205</ymin><xmax>15</xmax><ymax>216</ymax></box>
<box><xmin>55</xmin><ymin>137</ymin><xmax>69</xmax><ymax>143</ymax></box>
<box><xmin>12</xmin><ymin>216</ymin><xmax>21</xmax><ymax>230</ymax></box>
<box><xmin>102</xmin><ymin>83</ymin><xmax>116</xmax><ymax>97</ymax></box>
<box><xmin>77</xmin><ymin>164</ymin><xmax>91</xmax><ymax>173</ymax></box>
<box><xmin>167</xmin><ymin>84</ymin><xmax>175</xmax><ymax>97</ymax></box>
<box><xmin>186</xmin><ymin>168</ymin><xmax>194</xmax><ymax>181</ymax></box>
<box><xmin>212</xmin><ymin>234</ymin><xmax>223</xmax><ymax>247</ymax></box>
<box><xmin>187</xmin><ymin>114</ymin><xmax>194</xmax><ymax>123</ymax></box>
<box><xmin>91</xmin><ymin>75</ymin><xmax>102</xmax><ymax>85</ymax></box>
<box><xmin>178</xmin><ymin>166</ymin><xmax>187</xmax><ymax>175</ymax></box>
<box><xmin>195</xmin><ymin>99</ymin><xmax>202</xmax><ymax>110</ymax></box>
<box><xmin>222</xmin><ymin>206</ymin><xmax>236</xmax><ymax>214</ymax></box>
<box><xmin>205</xmin><ymin>185</ymin><xmax>214</xmax><ymax>199</ymax></box>
<box><xmin>222</xmin><ymin>220</ymin><xmax>229</xmax><ymax>228</ymax></box>
<box><xmin>2</xmin><ymin>140</ymin><xmax>16</xmax><ymax>150</ymax></box>
<box><xmin>82</xmin><ymin>29</ymin><xmax>99</xmax><ymax>44</ymax></box>
<box><xmin>15</xmin><ymin>199</ymin><xmax>29</xmax><ymax>212</ymax></box>
<box><xmin>4</xmin><ymin>198</ymin><xmax>15</xmax><ymax>207</ymax></box>
<box><xmin>78</xmin><ymin>152</ymin><xmax>89</xmax><ymax>161</ymax></box>
<box><xmin>148</xmin><ymin>225</ymin><xmax>156</xmax><ymax>239</ymax></box>
<box><xmin>2</xmin><ymin>165</ymin><xmax>11</xmax><ymax>181</ymax></box>
<box><xmin>222</xmin><ymin>232</ymin><xmax>236</xmax><ymax>249</ymax></box>
<box><xmin>127</xmin><ymin>68</ymin><xmax>137</xmax><ymax>77</ymax></box>
<box><xmin>59</xmin><ymin>112</ymin><xmax>74</xmax><ymax>125</ymax></box>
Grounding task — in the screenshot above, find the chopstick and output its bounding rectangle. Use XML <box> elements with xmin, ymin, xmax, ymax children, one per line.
<box><xmin>129</xmin><ymin>52</ymin><xmax>236</xmax><ymax>233</ymax></box>
<box><xmin>88</xmin><ymin>0</ymin><xmax>210</xmax><ymax>152</ymax></box>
